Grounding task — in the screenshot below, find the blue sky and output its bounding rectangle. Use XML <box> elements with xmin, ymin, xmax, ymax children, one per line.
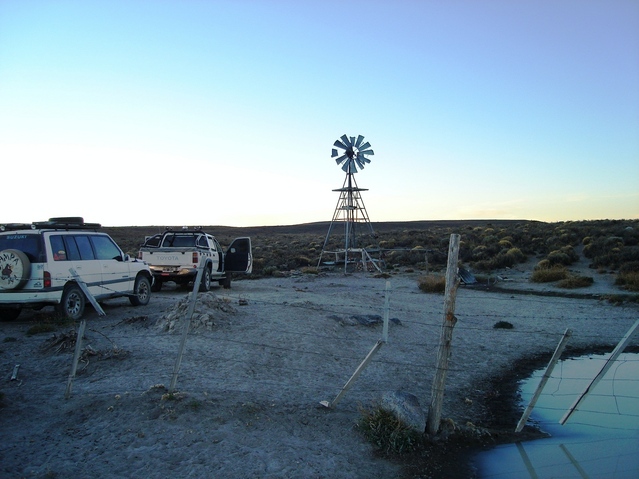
<box><xmin>1</xmin><ymin>0</ymin><xmax>637</xmax><ymax>227</ymax></box>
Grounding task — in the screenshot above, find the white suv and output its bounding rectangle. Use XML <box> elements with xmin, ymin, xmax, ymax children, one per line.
<box><xmin>0</xmin><ymin>217</ymin><xmax>153</xmax><ymax>321</ymax></box>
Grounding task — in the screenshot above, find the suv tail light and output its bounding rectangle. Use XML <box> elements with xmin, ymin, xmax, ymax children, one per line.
<box><xmin>192</xmin><ymin>252</ymin><xmax>198</xmax><ymax>265</ymax></box>
<box><xmin>44</xmin><ymin>271</ymin><xmax>51</xmax><ymax>288</ymax></box>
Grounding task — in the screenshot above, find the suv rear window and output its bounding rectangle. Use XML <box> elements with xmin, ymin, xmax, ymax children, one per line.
<box><xmin>0</xmin><ymin>234</ymin><xmax>45</xmax><ymax>263</ymax></box>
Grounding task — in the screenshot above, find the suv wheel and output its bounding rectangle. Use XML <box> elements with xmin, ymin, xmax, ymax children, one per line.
<box><xmin>130</xmin><ymin>275</ymin><xmax>151</xmax><ymax>306</ymax></box>
<box><xmin>57</xmin><ymin>284</ymin><xmax>86</xmax><ymax>320</ymax></box>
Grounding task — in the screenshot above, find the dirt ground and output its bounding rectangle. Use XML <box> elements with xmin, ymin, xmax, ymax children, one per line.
<box><xmin>1</xmin><ymin>260</ymin><xmax>638</xmax><ymax>479</ymax></box>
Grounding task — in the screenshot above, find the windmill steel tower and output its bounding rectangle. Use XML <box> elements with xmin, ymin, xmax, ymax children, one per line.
<box><xmin>318</xmin><ymin>134</ymin><xmax>383</xmax><ymax>273</ymax></box>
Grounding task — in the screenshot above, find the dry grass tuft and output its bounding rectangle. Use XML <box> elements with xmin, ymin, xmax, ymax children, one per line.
<box><xmin>530</xmin><ymin>263</ymin><xmax>568</xmax><ymax>283</ymax></box>
<box><xmin>418</xmin><ymin>275</ymin><xmax>446</xmax><ymax>293</ymax></box>
<box><xmin>557</xmin><ymin>275</ymin><xmax>594</xmax><ymax>289</ymax></box>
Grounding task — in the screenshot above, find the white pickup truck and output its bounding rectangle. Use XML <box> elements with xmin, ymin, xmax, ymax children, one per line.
<box><xmin>138</xmin><ymin>228</ymin><xmax>252</xmax><ymax>291</ymax></box>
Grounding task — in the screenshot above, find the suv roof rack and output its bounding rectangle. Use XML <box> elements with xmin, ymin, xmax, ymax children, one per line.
<box><xmin>35</xmin><ymin>217</ymin><xmax>102</xmax><ymax>230</ymax></box>
<box><xmin>0</xmin><ymin>223</ymin><xmax>36</xmax><ymax>232</ymax></box>
<box><xmin>0</xmin><ymin>217</ymin><xmax>102</xmax><ymax>232</ymax></box>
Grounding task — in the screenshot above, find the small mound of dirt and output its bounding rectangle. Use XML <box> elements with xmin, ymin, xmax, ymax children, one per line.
<box><xmin>157</xmin><ymin>292</ymin><xmax>238</xmax><ymax>333</ymax></box>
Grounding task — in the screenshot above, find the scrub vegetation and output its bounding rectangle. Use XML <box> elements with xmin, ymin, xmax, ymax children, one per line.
<box><xmin>106</xmin><ymin>218</ymin><xmax>639</xmax><ymax>292</ymax></box>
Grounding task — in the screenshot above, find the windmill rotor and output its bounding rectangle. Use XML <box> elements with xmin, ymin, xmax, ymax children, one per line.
<box><xmin>331</xmin><ymin>134</ymin><xmax>374</xmax><ymax>173</ymax></box>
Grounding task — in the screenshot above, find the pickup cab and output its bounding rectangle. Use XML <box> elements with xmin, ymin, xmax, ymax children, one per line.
<box><xmin>138</xmin><ymin>228</ymin><xmax>252</xmax><ymax>291</ymax></box>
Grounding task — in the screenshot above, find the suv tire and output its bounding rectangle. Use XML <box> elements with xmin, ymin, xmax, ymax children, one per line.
<box><xmin>0</xmin><ymin>249</ymin><xmax>31</xmax><ymax>290</ymax></box>
<box><xmin>57</xmin><ymin>284</ymin><xmax>86</xmax><ymax>320</ymax></box>
<box><xmin>130</xmin><ymin>275</ymin><xmax>151</xmax><ymax>306</ymax></box>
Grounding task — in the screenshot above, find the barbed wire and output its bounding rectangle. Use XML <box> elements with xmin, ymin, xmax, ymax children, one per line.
<box><xmin>2</xmin><ymin>281</ymin><xmax>638</xmax><ymax>437</ymax></box>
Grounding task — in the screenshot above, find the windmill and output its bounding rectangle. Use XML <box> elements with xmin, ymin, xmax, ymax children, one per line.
<box><xmin>317</xmin><ymin>134</ymin><xmax>383</xmax><ymax>273</ymax></box>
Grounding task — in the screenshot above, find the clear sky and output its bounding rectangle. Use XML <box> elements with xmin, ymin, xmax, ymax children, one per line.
<box><xmin>1</xmin><ymin>0</ymin><xmax>638</xmax><ymax>227</ymax></box>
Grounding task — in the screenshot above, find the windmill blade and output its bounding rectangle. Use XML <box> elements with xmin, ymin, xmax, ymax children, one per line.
<box><xmin>334</xmin><ymin>139</ymin><xmax>348</xmax><ymax>150</ymax></box>
<box><xmin>340</xmin><ymin>134</ymin><xmax>353</xmax><ymax>148</ymax></box>
<box><xmin>334</xmin><ymin>154</ymin><xmax>348</xmax><ymax>165</ymax></box>
<box><xmin>350</xmin><ymin>136</ymin><xmax>356</xmax><ymax>147</ymax></box>
<box><xmin>358</xmin><ymin>141</ymin><xmax>371</xmax><ymax>150</ymax></box>
<box><xmin>355</xmin><ymin>158</ymin><xmax>365</xmax><ymax>170</ymax></box>
<box><xmin>342</xmin><ymin>160</ymin><xmax>357</xmax><ymax>173</ymax></box>
<box><xmin>355</xmin><ymin>135</ymin><xmax>364</xmax><ymax>148</ymax></box>
<box><xmin>357</xmin><ymin>153</ymin><xmax>372</xmax><ymax>164</ymax></box>
<box><xmin>359</xmin><ymin>148</ymin><xmax>374</xmax><ymax>156</ymax></box>
<box><xmin>331</xmin><ymin>148</ymin><xmax>339</xmax><ymax>158</ymax></box>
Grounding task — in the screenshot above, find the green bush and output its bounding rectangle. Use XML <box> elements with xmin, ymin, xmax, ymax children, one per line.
<box><xmin>357</xmin><ymin>407</ymin><xmax>422</xmax><ymax>454</ymax></box>
<box><xmin>546</xmin><ymin>246</ymin><xmax>578</xmax><ymax>266</ymax></box>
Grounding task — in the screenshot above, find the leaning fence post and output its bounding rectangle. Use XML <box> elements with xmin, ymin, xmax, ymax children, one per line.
<box><xmin>560</xmin><ymin>317</ymin><xmax>639</xmax><ymax>425</ymax></box>
<box><xmin>426</xmin><ymin>234</ymin><xmax>460</xmax><ymax>436</ymax></box>
<box><xmin>515</xmin><ymin>328</ymin><xmax>572</xmax><ymax>432</ymax></box>
<box><xmin>65</xmin><ymin>319</ymin><xmax>87</xmax><ymax>399</ymax></box>
<box><xmin>169</xmin><ymin>260</ymin><xmax>205</xmax><ymax>393</ymax></box>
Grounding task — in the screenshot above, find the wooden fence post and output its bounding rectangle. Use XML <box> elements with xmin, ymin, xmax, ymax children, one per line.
<box><xmin>426</xmin><ymin>234</ymin><xmax>460</xmax><ymax>435</ymax></box>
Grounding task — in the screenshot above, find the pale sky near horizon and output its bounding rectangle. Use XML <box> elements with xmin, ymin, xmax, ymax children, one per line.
<box><xmin>1</xmin><ymin>0</ymin><xmax>638</xmax><ymax>227</ymax></box>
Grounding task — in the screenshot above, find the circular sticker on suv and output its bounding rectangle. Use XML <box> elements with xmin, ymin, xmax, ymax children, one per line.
<box><xmin>0</xmin><ymin>249</ymin><xmax>31</xmax><ymax>290</ymax></box>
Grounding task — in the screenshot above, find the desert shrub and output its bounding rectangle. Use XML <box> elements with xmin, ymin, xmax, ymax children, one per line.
<box><xmin>557</xmin><ymin>275</ymin><xmax>594</xmax><ymax>289</ymax></box>
<box><xmin>357</xmin><ymin>407</ymin><xmax>422</xmax><ymax>454</ymax></box>
<box><xmin>616</xmin><ymin>271</ymin><xmax>639</xmax><ymax>292</ymax></box>
<box><xmin>619</xmin><ymin>261</ymin><xmax>639</xmax><ymax>274</ymax></box>
<box><xmin>290</xmin><ymin>255</ymin><xmax>313</xmax><ymax>268</ymax></box>
<box><xmin>472</xmin><ymin>245</ymin><xmax>488</xmax><ymax>260</ymax></box>
<box><xmin>473</xmin><ymin>247</ymin><xmax>526</xmax><ymax>271</ymax></box>
<box><xmin>262</xmin><ymin>265</ymin><xmax>278</xmax><ymax>276</ymax></box>
<box><xmin>531</xmin><ymin>265</ymin><xmax>568</xmax><ymax>283</ymax></box>
<box><xmin>498</xmin><ymin>239</ymin><xmax>513</xmax><ymax>249</ymax></box>
<box><xmin>546</xmin><ymin>246</ymin><xmax>578</xmax><ymax>266</ymax></box>
<box><xmin>300</xmin><ymin>266</ymin><xmax>319</xmax><ymax>274</ymax></box>
<box><xmin>379</xmin><ymin>240</ymin><xmax>396</xmax><ymax>249</ymax></box>
<box><xmin>417</xmin><ymin>275</ymin><xmax>446</xmax><ymax>293</ymax></box>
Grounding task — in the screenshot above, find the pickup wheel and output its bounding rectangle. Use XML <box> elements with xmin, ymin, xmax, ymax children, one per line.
<box><xmin>199</xmin><ymin>267</ymin><xmax>212</xmax><ymax>292</ymax></box>
<box><xmin>130</xmin><ymin>275</ymin><xmax>151</xmax><ymax>306</ymax></box>
<box><xmin>56</xmin><ymin>284</ymin><xmax>86</xmax><ymax>320</ymax></box>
